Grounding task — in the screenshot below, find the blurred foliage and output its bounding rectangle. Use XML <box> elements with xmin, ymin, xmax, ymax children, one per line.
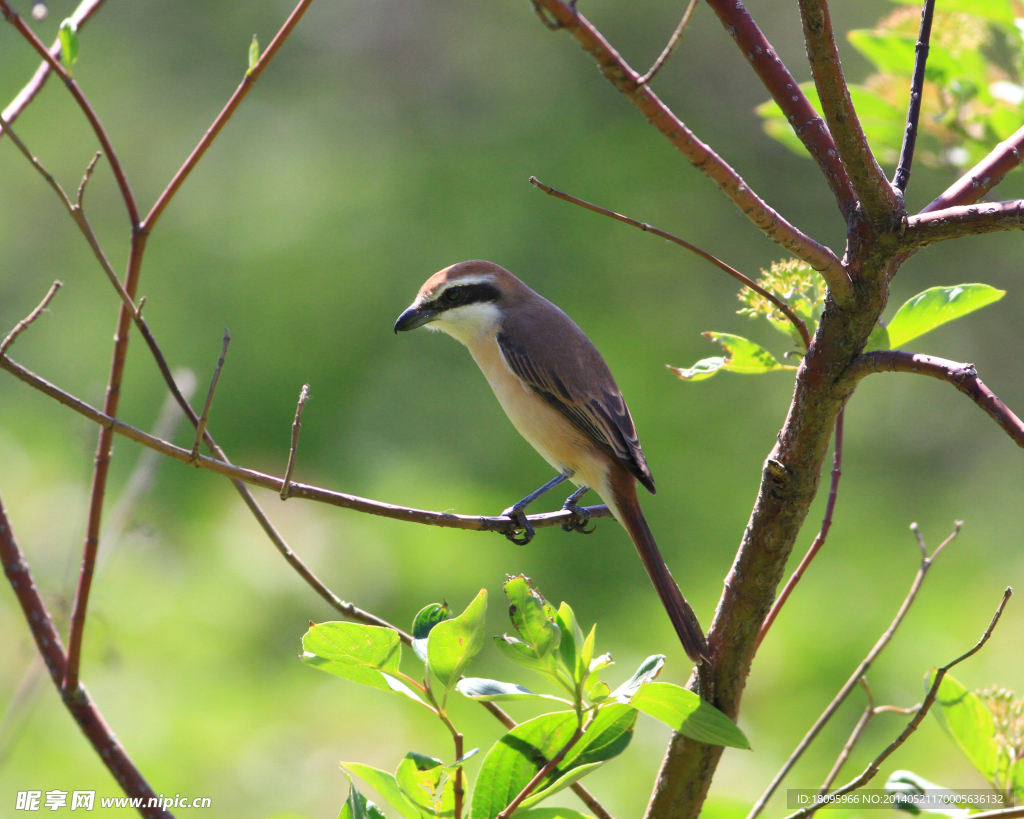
<box><xmin>1</xmin><ymin>0</ymin><xmax>1023</xmax><ymax>817</ymax></box>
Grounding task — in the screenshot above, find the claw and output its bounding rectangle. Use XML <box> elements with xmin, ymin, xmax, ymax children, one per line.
<box><xmin>561</xmin><ymin>502</ymin><xmax>596</xmax><ymax>535</ymax></box>
<box><xmin>502</xmin><ymin>506</ymin><xmax>535</xmax><ymax>545</ymax></box>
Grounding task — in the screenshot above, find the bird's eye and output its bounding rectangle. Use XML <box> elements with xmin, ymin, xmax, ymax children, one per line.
<box><xmin>443</xmin><ymin>288</ymin><xmax>462</xmax><ymax>303</ymax></box>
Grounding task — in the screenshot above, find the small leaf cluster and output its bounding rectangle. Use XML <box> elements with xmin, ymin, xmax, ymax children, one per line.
<box><xmin>670</xmin><ymin>256</ymin><xmax>1005</xmax><ymax>383</ymax></box>
<box><xmin>300</xmin><ymin>575</ymin><xmax>748</xmax><ymax>819</ymax></box>
<box><xmin>885</xmin><ymin>672</ymin><xmax>1024</xmax><ymax>809</ymax></box>
<box><xmin>757</xmin><ymin>0</ymin><xmax>1024</xmax><ymax>170</ymax></box>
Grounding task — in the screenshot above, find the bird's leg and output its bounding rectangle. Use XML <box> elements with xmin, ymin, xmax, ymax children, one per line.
<box><xmin>501</xmin><ymin>472</ymin><xmax>570</xmax><ymax>545</ymax></box>
<box><xmin>561</xmin><ymin>485</ymin><xmax>596</xmax><ymax>534</ymax></box>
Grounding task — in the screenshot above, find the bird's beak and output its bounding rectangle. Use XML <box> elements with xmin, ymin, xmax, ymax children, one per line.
<box><xmin>394</xmin><ymin>304</ymin><xmax>440</xmax><ymax>333</ymax></box>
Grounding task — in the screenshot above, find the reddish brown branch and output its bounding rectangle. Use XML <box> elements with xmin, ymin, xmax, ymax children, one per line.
<box><xmin>907</xmin><ymin>200</ymin><xmax>1024</xmax><ymax>246</ymax></box>
<box><xmin>847</xmin><ymin>351</ymin><xmax>1024</xmax><ymax>449</ymax></box>
<box><xmin>0</xmin><ymin>496</ymin><xmax>172</xmax><ymax>819</ymax></box>
<box><xmin>892</xmin><ymin>0</ymin><xmax>936</xmax><ymax>193</ymax></box>
<box><xmin>281</xmin><ymin>384</ymin><xmax>310</xmax><ymax>499</ymax></box>
<box><xmin>496</xmin><ymin>726</ymin><xmax>585</xmax><ymax>819</ymax></box>
<box><xmin>530</xmin><ymin>0</ymin><xmax>850</xmax><ymax>298</ymax></box>
<box><xmin>797</xmin><ymin>0</ymin><xmax>900</xmax><ymax>226</ymax></box>
<box><xmin>921</xmin><ymin>123</ymin><xmax>1024</xmax><ymax>214</ymax></box>
<box><xmin>757</xmin><ymin>405</ymin><xmax>843</xmax><ymax>647</ymax></box>
<box><xmin>0</xmin><ymin>353</ymin><xmax>612</xmax><ymax>533</ymax></box>
<box><xmin>0</xmin><ymin>0</ymin><xmax>107</xmax><ymax>135</ymax></box>
<box><xmin>189</xmin><ymin>329</ymin><xmax>231</xmax><ymax>461</ymax></box>
<box><xmin>530</xmin><ymin>176</ymin><xmax>812</xmax><ymax>348</ymax></box>
<box><xmin>702</xmin><ymin>0</ymin><xmax>858</xmax><ymax>221</ymax></box>
<box><xmin>142</xmin><ymin>0</ymin><xmax>315</xmax><ymax>235</ymax></box>
<box><xmin>637</xmin><ymin>0</ymin><xmax>699</xmax><ymax>86</ymax></box>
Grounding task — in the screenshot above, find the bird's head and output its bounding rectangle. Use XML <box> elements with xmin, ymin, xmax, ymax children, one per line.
<box><xmin>395</xmin><ymin>260</ymin><xmax>520</xmax><ymax>344</ymax></box>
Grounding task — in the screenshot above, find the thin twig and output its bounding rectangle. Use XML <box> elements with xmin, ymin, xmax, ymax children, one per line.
<box><xmin>785</xmin><ymin>587</ymin><xmax>1013</xmax><ymax>819</ymax></box>
<box><xmin>747</xmin><ymin>522</ymin><xmax>960</xmax><ymax>819</ymax></box>
<box><xmin>142</xmin><ymin>0</ymin><xmax>315</xmax><ymax>234</ymax></box>
<box><xmin>921</xmin><ymin>123</ymin><xmax>1024</xmax><ymax>214</ymax></box>
<box><xmin>0</xmin><ymin>281</ymin><xmax>62</xmax><ymax>358</ymax></box>
<box><xmin>0</xmin><ymin>0</ymin><xmax>107</xmax><ymax>133</ymax></box>
<box><xmin>77</xmin><ymin>151</ymin><xmax>101</xmax><ymax>208</ymax></box>
<box><xmin>530</xmin><ymin>177</ymin><xmax>812</xmax><ymax>348</ymax></box>
<box><xmin>0</xmin><ymin>496</ymin><xmax>172</xmax><ymax>818</ymax></box>
<box><xmin>528</xmin><ymin>0</ymin><xmax>850</xmax><ymax>293</ymax></box>
<box><xmin>637</xmin><ymin>0</ymin><xmax>699</xmax><ymax>86</ymax></box>
<box><xmin>758</xmin><ymin>406</ymin><xmax>844</xmax><ymax>646</ymax></box>
<box><xmin>190</xmin><ymin>329</ymin><xmax>231</xmax><ymax>462</ymax></box>
<box><xmin>846</xmin><ymin>351</ymin><xmax>1024</xmax><ymax>449</ymax></box>
<box><xmin>0</xmin><ymin>353</ymin><xmax>612</xmax><ymax>534</ymax></box>
<box><xmin>281</xmin><ymin>384</ymin><xmax>310</xmax><ymax>499</ymax></box>
<box><xmin>496</xmin><ymin>727</ymin><xmax>585</xmax><ymax>819</ymax></box>
<box><xmin>817</xmin><ymin>677</ymin><xmax>873</xmax><ymax>798</ymax></box>
<box><xmin>893</xmin><ymin>0</ymin><xmax>936</xmax><ymax>192</ymax></box>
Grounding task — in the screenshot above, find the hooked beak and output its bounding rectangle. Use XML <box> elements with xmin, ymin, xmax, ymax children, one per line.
<box><xmin>394</xmin><ymin>305</ymin><xmax>440</xmax><ymax>333</ymax></box>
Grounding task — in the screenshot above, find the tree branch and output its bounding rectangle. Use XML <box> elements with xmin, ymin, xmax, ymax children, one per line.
<box><xmin>529</xmin><ymin>176</ymin><xmax>811</xmax><ymax>348</ymax></box>
<box><xmin>892</xmin><ymin>0</ymin><xmax>936</xmax><ymax>193</ymax></box>
<box><xmin>702</xmin><ymin>0</ymin><xmax>858</xmax><ymax>221</ymax></box>
<box><xmin>496</xmin><ymin>726</ymin><xmax>585</xmax><ymax>819</ymax></box>
<box><xmin>757</xmin><ymin>406</ymin><xmax>843</xmax><ymax>647</ymax></box>
<box><xmin>0</xmin><ymin>280</ymin><xmax>62</xmax><ymax>358</ymax></box>
<box><xmin>748</xmin><ymin>523</ymin><xmax>957</xmax><ymax>818</ymax></box>
<box><xmin>530</xmin><ymin>0</ymin><xmax>851</xmax><ymax>298</ymax></box>
<box><xmin>0</xmin><ymin>0</ymin><xmax>107</xmax><ymax>137</ymax></box>
<box><xmin>784</xmin><ymin>587</ymin><xmax>1013</xmax><ymax>819</ymax></box>
<box><xmin>0</xmin><ymin>495</ymin><xmax>172</xmax><ymax>819</ymax></box>
<box><xmin>846</xmin><ymin>351</ymin><xmax>1024</xmax><ymax>449</ymax></box>
<box><xmin>798</xmin><ymin>0</ymin><xmax>901</xmax><ymax>226</ymax></box>
<box><xmin>637</xmin><ymin>0</ymin><xmax>699</xmax><ymax>86</ymax></box>
<box><xmin>906</xmin><ymin>200</ymin><xmax>1024</xmax><ymax>247</ymax></box>
<box><xmin>921</xmin><ymin>123</ymin><xmax>1024</xmax><ymax>214</ymax></box>
<box><xmin>0</xmin><ymin>353</ymin><xmax>611</xmax><ymax>533</ymax></box>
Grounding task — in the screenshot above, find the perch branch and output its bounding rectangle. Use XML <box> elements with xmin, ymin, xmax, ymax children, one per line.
<box><xmin>0</xmin><ymin>354</ymin><xmax>612</xmax><ymax>533</ymax></box>
<box><xmin>529</xmin><ymin>0</ymin><xmax>850</xmax><ymax>296</ymax></box>
<box><xmin>189</xmin><ymin>329</ymin><xmax>231</xmax><ymax>462</ymax></box>
<box><xmin>798</xmin><ymin>0</ymin><xmax>900</xmax><ymax>226</ymax></box>
<box><xmin>637</xmin><ymin>0</ymin><xmax>699</xmax><ymax>86</ymax></box>
<box><xmin>0</xmin><ymin>496</ymin><xmax>171</xmax><ymax>819</ymax></box>
<box><xmin>921</xmin><ymin>124</ymin><xmax>1024</xmax><ymax>213</ymax></box>
<box><xmin>784</xmin><ymin>587</ymin><xmax>1013</xmax><ymax>819</ymax></box>
<box><xmin>281</xmin><ymin>384</ymin><xmax>310</xmax><ymax>499</ymax></box>
<box><xmin>748</xmin><ymin>522</ymin><xmax>958</xmax><ymax>818</ymax></box>
<box><xmin>847</xmin><ymin>352</ymin><xmax>1024</xmax><ymax>449</ymax></box>
<box><xmin>757</xmin><ymin>406</ymin><xmax>843</xmax><ymax>647</ymax></box>
<box><xmin>892</xmin><ymin>0</ymin><xmax>936</xmax><ymax>193</ymax></box>
<box><xmin>906</xmin><ymin>200</ymin><xmax>1024</xmax><ymax>246</ymax></box>
<box><xmin>529</xmin><ymin>177</ymin><xmax>812</xmax><ymax>348</ymax></box>
<box><xmin>0</xmin><ymin>0</ymin><xmax>107</xmax><ymax>134</ymax></box>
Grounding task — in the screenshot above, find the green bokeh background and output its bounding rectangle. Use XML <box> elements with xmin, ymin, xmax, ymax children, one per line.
<box><xmin>2</xmin><ymin>0</ymin><xmax>1023</xmax><ymax>816</ymax></box>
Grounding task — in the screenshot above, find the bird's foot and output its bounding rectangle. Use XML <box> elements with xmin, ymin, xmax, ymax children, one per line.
<box><xmin>561</xmin><ymin>501</ymin><xmax>595</xmax><ymax>534</ymax></box>
<box><xmin>501</xmin><ymin>504</ymin><xmax>535</xmax><ymax>545</ymax></box>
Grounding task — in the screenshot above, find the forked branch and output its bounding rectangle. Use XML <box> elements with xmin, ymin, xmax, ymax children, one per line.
<box><xmin>907</xmin><ymin>200</ymin><xmax>1024</xmax><ymax>246</ymax></box>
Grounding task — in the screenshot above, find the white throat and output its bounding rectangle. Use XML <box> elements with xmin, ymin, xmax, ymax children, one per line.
<box><xmin>429</xmin><ymin>301</ymin><xmax>502</xmax><ymax>346</ymax></box>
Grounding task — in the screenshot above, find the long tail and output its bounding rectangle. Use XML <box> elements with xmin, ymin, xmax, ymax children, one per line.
<box><xmin>607</xmin><ymin>469</ymin><xmax>710</xmax><ymax>665</ymax></box>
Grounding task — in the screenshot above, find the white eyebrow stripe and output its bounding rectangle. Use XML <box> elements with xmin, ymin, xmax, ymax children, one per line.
<box><xmin>437</xmin><ymin>276</ymin><xmax>495</xmax><ymax>291</ymax></box>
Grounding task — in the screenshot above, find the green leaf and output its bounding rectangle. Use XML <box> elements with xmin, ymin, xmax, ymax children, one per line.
<box><xmin>670</xmin><ymin>333</ymin><xmax>790</xmax><ymax>382</ymax></box>
<box><xmin>455</xmin><ymin>677</ymin><xmax>572</xmax><ymax>704</ymax></box>
<box><xmin>889</xmin><ymin>0</ymin><xmax>1016</xmax><ymax>26</ymax></box>
<box><xmin>610</xmin><ymin>655</ymin><xmax>665</xmax><ymax>702</ymax></box>
<box><xmin>587</xmin><ymin>681</ymin><xmax>611</xmax><ymax>703</ymax></box>
<box><xmin>928</xmin><ymin>670</ymin><xmax>1006</xmax><ymax>788</ymax></box>
<box><xmin>884</xmin><ymin>770</ymin><xmax>968</xmax><ymax>816</ymax></box>
<box><xmin>247</xmin><ymin>35</ymin><xmax>260</xmax><ymax>75</ymax></box>
<box><xmin>412</xmin><ymin>603</ymin><xmax>451</xmax><ymax>662</ymax></box>
<box><xmin>630</xmin><ymin>682</ymin><xmax>751</xmax><ymax>749</ymax></box>
<box><xmin>339</xmin><ymin>775</ymin><xmax>388</xmax><ymax>819</ymax></box>
<box><xmin>301</xmin><ymin>622</ymin><xmax>402</xmax><ymax>694</ymax></box>
<box><xmin>885</xmin><ymin>285</ymin><xmax>1006</xmax><ymax>349</ymax></box>
<box><xmin>579</xmin><ymin>625</ymin><xmax>596</xmax><ymax>685</ymax></box>
<box><xmin>341</xmin><ymin>763</ymin><xmax>423</xmax><ymax>819</ymax></box>
<box><xmin>553</xmin><ymin>602</ymin><xmax>584</xmax><ymax>682</ymax></box>
<box><xmin>58</xmin><ymin>18</ymin><xmax>78</xmax><ymax>75</ymax></box>
<box><xmin>395</xmin><ymin>753</ymin><xmax>454</xmax><ymax>818</ymax></box>
<box><xmin>499</xmin><ymin>576</ymin><xmax>561</xmax><ymax>679</ymax></box>
<box><xmin>518</xmin><ymin>762</ymin><xmax>606</xmax><ymax>811</ymax></box>
<box><xmin>443</xmin><ymin>748</ymin><xmax>480</xmax><ymax>771</ymax></box>
<box><xmin>514</xmin><ymin>811</ymin><xmax>596</xmax><ymax>819</ymax></box>
<box><xmin>427</xmin><ymin>588</ymin><xmax>487</xmax><ymax>699</ymax></box>
<box><xmin>471</xmin><ymin>704</ymin><xmax>637</xmax><ymax>819</ymax></box>
<box><xmin>864</xmin><ymin>322</ymin><xmax>890</xmax><ymax>352</ymax></box>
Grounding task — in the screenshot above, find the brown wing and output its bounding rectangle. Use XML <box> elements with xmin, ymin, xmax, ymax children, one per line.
<box><xmin>496</xmin><ymin>312</ymin><xmax>655</xmax><ymax>494</ymax></box>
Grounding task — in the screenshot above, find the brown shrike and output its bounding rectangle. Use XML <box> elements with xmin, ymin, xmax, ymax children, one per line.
<box><xmin>395</xmin><ymin>260</ymin><xmax>709</xmax><ymax>664</ymax></box>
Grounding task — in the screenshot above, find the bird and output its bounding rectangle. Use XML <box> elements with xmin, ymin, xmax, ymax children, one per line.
<box><xmin>395</xmin><ymin>260</ymin><xmax>710</xmax><ymax>665</ymax></box>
